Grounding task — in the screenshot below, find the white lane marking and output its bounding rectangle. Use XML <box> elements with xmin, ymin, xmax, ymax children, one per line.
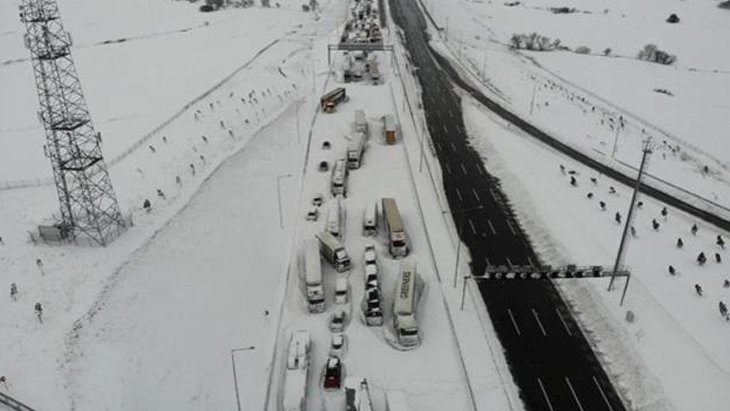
<box><xmin>460</xmin><ymin>163</ymin><xmax>468</xmax><ymax>175</ymax></box>
<box><xmin>565</xmin><ymin>377</ymin><xmax>585</xmax><ymax>411</ymax></box>
<box><xmin>472</xmin><ymin>188</ymin><xmax>480</xmax><ymax>202</ymax></box>
<box><xmin>531</xmin><ymin>308</ymin><xmax>547</xmax><ymax>336</ymax></box>
<box><xmin>435</xmin><ymin>141</ymin><xmax>442</xmax><ymax>152</ymax></box>
<box><xmin>506</xmin><ymin>256</ymin><xmax>513</xmax><ymax>267</ymax></box>
<box><xmin>442</xmin><ymin>124</ymin><xmax>449</xmax><ymax>133</ymax></box>
<box><xmin>451</xmin><ymin>142</ymin><xmax>457</xmax><ymax>152</ymax></box>
<box><xmin>448</xmin><ymin>110</ymin><xmax>455</xmax><ymax>119</ymax></box>
<box><xmin>537</xmin><ymin>378</ymin><xmax>556</xmax><ymax>411</ymax></box>
<box><xmin>445</xmin><ymin>163</ymin><xmax>452</xmax><ymax>175</ymax></box>
<box><xmin>506</xmin><ymin>219</ymin><xmax>518</xmax><ymax>235</ymax></box>
<box><xmin>489</xmin><ymin>188</ymin><xmax>499</xmax><ymax>202</ymax></box>
<box><xmin>468</xmin><ymin>218</ymin><xmax>477</xmax><ymax>235</ymax></box>
<box><xmin>593</xmin><ymin>376</ymin><xmax>615</xmax><ymax>411</ymax></box>
<box><xmin>527</xmin><ymin>256</ymin><xmax>536</xmax><ymax>266</ymax></box>
<box><xmin>507</xmin><ymin>309</ymin><xmax>521</xmax><ymax>336</ymax></box>
<box><xmin>555</xmin><ymin>309</ymin><xmax>573</xmax><ymax>336</ymax></box>
<box><xmin>456</xmin><ymin>124</ymin><xmax>463</xmax><ymax>133</ymax></box>
<box><xmin>476</xmin><ymin>165</ymin><xmax>483</xmax><ymax>175</ymax></box>
<box><xmin>455</xmin><ymin>187</ymin><xmax>463</xmax><ymax>202</ymax></box>
<box><xmin>487</xmin><ymin>219</ymin><xmax>497</xmax><ymax>235</ymax></box>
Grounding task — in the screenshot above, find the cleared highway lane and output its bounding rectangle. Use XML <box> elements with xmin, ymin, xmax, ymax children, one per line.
<box><xmin>388</xmin><ymin>0</ymin><xmax>626</xmax><ymax>409</ymax></box>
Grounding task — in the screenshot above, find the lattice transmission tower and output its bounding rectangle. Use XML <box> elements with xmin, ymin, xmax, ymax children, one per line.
<box><xmin>19</xmin><ymin>0</ymin><xmax>125</xmax><ymax>246</ymax></box>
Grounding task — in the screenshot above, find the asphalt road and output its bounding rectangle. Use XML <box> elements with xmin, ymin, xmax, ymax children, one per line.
<box><xmin>388</xmin><ymin>0</ymin><xmax>627</xmax><ymax>409</ymax></box>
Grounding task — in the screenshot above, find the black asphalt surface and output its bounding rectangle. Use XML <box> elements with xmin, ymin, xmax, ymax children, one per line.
<box><xmin>388</xmin><ymin>0</ymin><xmax>627</xmax><ymax>410</ymax></box>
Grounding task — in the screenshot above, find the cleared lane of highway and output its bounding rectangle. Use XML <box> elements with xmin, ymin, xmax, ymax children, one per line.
<box><xmin>388</xmin><ymin>0</ymin><xmax>626</xmax><ymax>409</ymax></box>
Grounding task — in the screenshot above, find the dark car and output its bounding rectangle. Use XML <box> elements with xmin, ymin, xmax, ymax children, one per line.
<box><xmin>323</xmin><ymin>356</ymin><xmax>342</xmax><ymax>389</ymax></box>
<box><xmin>318</xmin><ymin>160</ymin><xmax>329</xmax><ymax>172</ymax></box>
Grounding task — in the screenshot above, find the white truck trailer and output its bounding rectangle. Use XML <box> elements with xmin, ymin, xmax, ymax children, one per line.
<box><xmin>363</xmin><ymin>200</ymin><xmax>377</xmax><ymax>236</ymax></box>
<box><xmin>325</xmin><ymin>197</ymin><xmax>343</xmax><ymax>238</ymax></box>
<box><xmin>316</xmin><ymin>231</ymin><xmax>352</xmax><ymax>273</ymax></box>
<box><xmin>393</xmin><ymin>261</ymin><xmax>420</xmax><ymax>347</ymax></box>
<box><xmin>382</xmin><ymin>198</ymin><xmax>409</xmax><ymax>258</ymax></box>
<box><xmin>331</xmin><ymin>158</ymin><xmax>348</xmax><ymax>196</ymax></box>
<box><xmin>283</xmin><ymin>330</ymin><xmax>311</xmax><ymax>411</ymax></box>
<box><xmin>302</xmin><ymin>240</ymin><xmax>325</xmax><ymax>313</ymax></box>
<box><xmin>346</xmin><ymin>132</ymin><xmax>366</xmax><ymax>169</ymax></box>
<box><xmin>354</xmin><ymin>109</ymin><xmax>369</xmax><ymax>135</ymax></box>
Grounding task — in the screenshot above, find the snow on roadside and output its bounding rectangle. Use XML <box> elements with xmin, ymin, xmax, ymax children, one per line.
<box><xmin>0</xmin><ymin>6</ymin><xmax>321</xmax><ymax>409</ymax></box>
<box><xmin>462</xmin><ymin>97</ymin><xmax>730</xmax><ymax>411</ymax></box>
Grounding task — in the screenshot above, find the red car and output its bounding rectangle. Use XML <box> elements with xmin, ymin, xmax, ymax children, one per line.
<box><xmin>323</xmin><ymin>356</ymin><xmax>342</xmax><ymax>389</ymax></box>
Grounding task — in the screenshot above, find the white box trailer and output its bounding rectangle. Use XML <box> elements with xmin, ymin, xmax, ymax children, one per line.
<box><xmin>382</xmin><ymin>198</ymin><xmax>409</xmax><ymax>258</ymax></box>
<box><xmin>283</xmin><ymin>330</ymin><xmax>310</xmax><ymax>411</ymax></box>
<box><xmin>303</xmin><ymin>240</ymin><xmax>325</xmax><ymax>313</ymax></box>
<box><xmin>345</xmin><ymin>377</ymin><xmax>374</xmax><ymax>411</ymax></box>
<box><xmin>331</xmin><ymin>159</ymin><xmax>348</xmax><ymax>196</ymax></box>
<box><xmin>325</xmin><ymin>197</ymin><xmax>343</xmax><ymax>238</ymax></box>
<box><xmin>346</xmin><ymin>132</ymin><xmax>366</xmax><ymax>169</ymax></box>
<box><xmin>393</xmin><ymin>261</ymin><xmax>420</xmax><ymax>347</ymax></box>
<box><xmin>354</xmin><ymin>109</ymin><xmax>368</xmax><ymax>134</ymax></box>
<box><xmin>363</xmin><ymin>200</ymin><xmax>377</xmax><ymax>236</ymax></box>
<box><xmin>316</xmin><ymin>231</ymin><xmax>352</xmax><ymax>272</ymax></box>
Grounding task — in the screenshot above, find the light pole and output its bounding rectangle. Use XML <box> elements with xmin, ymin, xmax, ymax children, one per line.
<box><xmin>608</xmin><ymin>140</ymin><xmax>652</xmax><ymax>306</ymax></box>
<box><xmin>445</xmin><ymin>205</ymin><xmax>485</xmax><ymax>288</ymax></box>
<box><xmin>460</xmin><ymin>275</ymin><xmax>473</xmax><ymax>311</ymax></box>
<box><xmin>231</xmin><ymin>345</ymin><xmax>256</xmax><ymax>411</ymax></box>
<box><xmin>529</xmin><ymin>83</ymin><xmax>537</xmax><ymax>116</ymax></box>
<box><xmin>277</xmin><ymin>174</ymin><xmax>293</xmax><ymax>229</ymax></box>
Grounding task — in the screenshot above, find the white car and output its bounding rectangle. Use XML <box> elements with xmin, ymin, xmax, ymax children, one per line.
<box><xmin>363</xmin><ymin>244</ymin><xmax>377</xmax><ymax>266</ymax></box>
<box><xmin>335</xmin><ymin>276</ymin><xmax>348</xmax><ymax>304</ymax></box>
<box><xmin>330</xmin><ymin>333</ymin><xmax>346</xmax><ymax>356</ymax></box>
<box><xmin>306</xmin><ymin>206</ymin><xmax>319</xmax><ymax>221</ymax></box>
<box><xmin>329</xmin><ymin>310</ymin><xmax>347</xmax><ymax>333</ymax></box>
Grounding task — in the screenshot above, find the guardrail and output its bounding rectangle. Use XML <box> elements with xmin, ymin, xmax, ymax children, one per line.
<box><xmin>0</xmin><ymin>392</ymin><xmax>37</xmax><ymax>411</ymax></box>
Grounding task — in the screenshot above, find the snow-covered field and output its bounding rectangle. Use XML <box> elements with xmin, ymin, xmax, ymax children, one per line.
<box><xmin>0</xmin><ymin>0</ymin><xmax>338</xmax><ymax>408</ymax></box>
<box><xmin>423</xmin><ymin>0</ymin><xmax>730</xmax><ymax>216</ymax></box>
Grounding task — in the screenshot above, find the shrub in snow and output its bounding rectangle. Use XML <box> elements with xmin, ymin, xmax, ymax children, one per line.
<box><xmin>509</xmin><ymin>33</ymin><xmax>561</xmax><ymax>51</ymax></box>
<box><xmin>575</xmin><ymin>46</ymin><xmax>591</xmax><ymax>54</ymax></box>
<box><xmin>302</xmin><ymin>4</ymin><xmax>310</xmax><ymax>11</ymax></box>
<box><xmin>504</xmin><ymin>1</ymin><xmax>521</xmax><ymax>7</ymax></box>
<box><xmin>603</xmin><ymin>47</ymin><xmax>611</xmax><ymax>56</ymax></box>
<box><xmin>720</xmin><ymin>1</ymin><xmax>730</xmax><ymax>9</ymax></box>
<box><xmin>261</xmin><ymin>0</ymin><xmax>271</xmax><ymax>7</ymax></box>
<box><xmin>653</xmin><ymin>88</ymin><xmax>674</xmax><ymax>96</ymax></box>
<box><xmin>550</xmin><ymin>6</ymin><xmax>576</xmax><ymax>14</ymax></box>
<box><xmin>666</xmin><ymin>14</ymin><xmax>680</xmax><ymax>23</ymax></box>
<box><xmin>638</xmin><ymin>44</ymin><xmax>677</xmax><ymax>65</ymax></box>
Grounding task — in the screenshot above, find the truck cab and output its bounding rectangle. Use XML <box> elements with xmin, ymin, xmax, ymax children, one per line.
<box><xmin>393</xmin><ymin>261</ymin><xmax>420</xmax><ymax>347</ymax></box>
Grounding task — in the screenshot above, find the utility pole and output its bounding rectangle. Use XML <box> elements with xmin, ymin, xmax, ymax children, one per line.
<box><xmin>608</xmin><ymin>141</ymin><xmax>652</xmax><ymax>303</ymax></box>
<box><xmin>447</xmin><ymin>205</ymin><xmax>484</xmax><ymax>288</ymax></box>
<box><xmin>481</xmin><ymin>50</ymin><xmax>488</xmax><ymax>80</ymax></box>
<box><xmin>295</xmin><ymin>103</ymin><xmax>301</xmax><ymax>144</ymax></box>
<box><xmin>529</xmin><ymin>83</ymin><xmax>537</xmax><ymax>116</ymax></box>
<box><xmin>231</xmin><ymin>346</ymin><xmax>255</xmax><ymax>411</ymax></box>
<box><xmin>611</xmin><ymin>126</ymin><xmax>620</xmax><ymax>158</ymax></box>
<box><xmin>20</xmin><ymin>0</ymin><xmax>124</xmax><ymax>246</ymax></box>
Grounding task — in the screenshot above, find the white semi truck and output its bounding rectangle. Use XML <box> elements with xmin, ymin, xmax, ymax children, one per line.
<box><xmin>303</xmin><ymin>240</ymin><xmax>325</xmax><ymax>313</ymax></box>
<box><xmin>316</xmin><ymin>231</ymin><xmax>352</xmax><ymax>272</ymax></box>
<box><xmin>331</xmin><ymin>159</ymin><xmax>348</xmax><ymax>196</ymax></box>
<box><xmin>382</xmin><ymin>198</ymin><xmax>409</xmax><ymax>258</ymax></box>
<box><xmin>346</xmin><ymin>132</ymin><xmax>366</xmax><ymax>169</ymax></box>
<box><xmin>283</xmin><ymin>330</ymin><xmax>311</xmax><ymax>411</ymax></box>
<box><xmin>325</xmin><ymin>196</ymin><xmax>343</xmax><ymax>238</ymax></box>
<box><xmin>354</xmin><ymin>109</ymin><xmax>369</xmax><ymax>135</ymax></box>
<box><xmin>393</xmin><ymin>261</ymin><xmax>420</xmax><ymax>347</ymax></box>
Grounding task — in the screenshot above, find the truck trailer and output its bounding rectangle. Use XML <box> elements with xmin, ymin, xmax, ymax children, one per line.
<box><xmin>321</xmin><ymin>88</ymin><xmax>347</xmax><ymax>113</ymax></box>
<box><xmin>316</xmin><ymin>231</ymin><xmax>352</xmax><ymax>273</ymax></box>
<box><xmin>383</xmin><ymin>115</ymin><xmax>398</xmax><ymax>144</ymax></box>
<box><xmin>283</xmin><ymin>330</ymin><xmax>311</xmax><ymax>411</ymax></box>
<box><xmin>331</xmin><ymin>159</ymin><xmax>348</xmax><ymax>196</ymax></box>
<box><xmin>393</xmin><ymin>261</ymin><xmax>420</xmax><ymax>347</ymax></box>
<box><xmin>354</xmin><ymin>109</ymin><xmax>369</xmax><ymax>135</ymax></box>
<box><xmin>346</xmin><ymin>133</ymin><xmax>366</xmax><ymax>169</ymax></box>
<box><xmin>382</xmin><ymin>198</ymin><xmax>409</xmax><ymax>258</ymax></box>
<box><xmin>303</xmin><ymin>240</ymin><xmax>325</xmax><ymax>313</ymax></box>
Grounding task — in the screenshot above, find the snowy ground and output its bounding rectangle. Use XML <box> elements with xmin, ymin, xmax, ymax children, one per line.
<box><xmin>422</xmin><ymin>0</ymin><xmax>730</xmax><ymax>217</ymax></box>
<box><xmin>0</xmin><ymin>0</ymin><xmax>342</xmax><ymax>409</ymax></box>
<box><xmin>463</xmin><ymin>97</ymin><xmax>730</xmax><ymax>410</ymax></box>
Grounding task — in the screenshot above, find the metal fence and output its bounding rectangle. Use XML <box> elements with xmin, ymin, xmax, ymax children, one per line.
<box><xmin>0</xmin><ymin>392</ymin><xmax>37</xmax><ymax>411</ymax></box>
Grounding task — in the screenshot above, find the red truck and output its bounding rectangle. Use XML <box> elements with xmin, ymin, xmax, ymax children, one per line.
<box><xmin>320</xmin><ymin>87</ymin><xmax>347</xmax><ymax>113</ymax></box>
